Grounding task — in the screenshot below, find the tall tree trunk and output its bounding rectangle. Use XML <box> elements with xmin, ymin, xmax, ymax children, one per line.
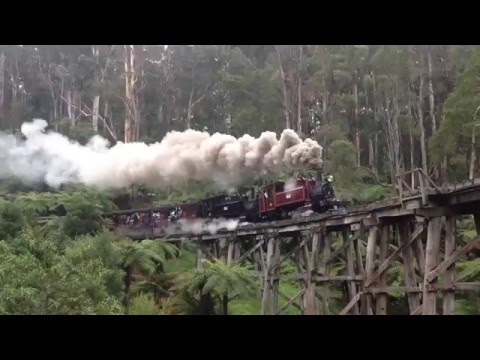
<box><xmin>322</xmin><ymin>85</ymin><xmax>328</xmax><ymax>124</ymax></box>
<box><xmin>297</xmin><ymin>45</ymin><xmax>303</xmax><ymax>134</ymax></box>
<box><xmin>392</xmin><ymin>104</ymin><xmax>402</xmax><ymax>177</ymax></box>
<box><xmin>10</xmin><ymin>62</ymin><xmax>18</xmax><ymax>129</ymax></box>
<box><xmin>77</xmin><ymin>91</ymin><xmax>82</xmax><ymax>125</ymax></box>
<box><xmin>124</xmin><ymin>45</ymin><xmax>141</xmax><ymax>143</ymax></box>
<box><xmin>387</xmin><ymin>88</ymin><xmax>402</xmax><ymax>179</ymax></box>
<box><xmin>443</xmin><ymin>155</ymin><xmax>449</xmax><ymax>184</ymax></box>
<box><xmin>198</xmin><ymin>292</ymin><xmax>215</xmax><ymax>315</ymax></box>
<box><xmin>383</xmin><ymin>116</ymin><xmax>395</xmax><ymax>183</ymax></box>
<box><xmin>408</xmin><ymin>101</ymin><xmax>415</xmax><ymax>188</ymax></box>
<box><xmin>66</xmin><ymin>89</ymin><xmax>75</xmax><ymax>126</ymax></box>
<box><xmin>222</xmin><ymin>294</ymin><xmax>228</xmax><ymax>315</ymax></box>
<box><xmin>92</xmin><ymin>45</ymin><xmax>101</xmax><ymax>134</ymax></box>
<box><xmin>427</xmin><ymin>49</ymin><xmax>441</xmax><ymax>181</ymax></box>
<box><xmin>409</xmin><ymin>121</ymin><xmax>415</xmax><ymax>188</ymax></box>
<box><xmin>104</xmin><ymin>99</ymin><xmax>109</xmax><ymax>122</ymax></box>
<box><xmin>388</xmin><ymin>115</ymin><xmax>400</xmax><ymax>183</ymax></box>
<box><xmin>365</xmin><ymin>83</ymin><xmax>374</xmax><ymax>171</ymax></box>
<box><xmin>0</xmin><ymin>51</ymin><xmax>5</xmax><ymax>128</ymax></box>
<box><xmin>275</xmin><ymin>46</ymin><xmax>290</xmax><ymax>129</ymax></box>
<box><xmin>39</xmin><ymin>58</ymin><xmax>58</xmax><ymax>123</ymax></box>
<box><xmin>92</xmin><ymin>95</ymin><xmax>100</xmax><ymax>133</ymax></box>
<box><xmin>470</xmin><ymin>127</ymin><xmax>476</xmax><ymax>180</ymax></box>
<box><xmin>372</xmin><ymin>72</ymin><xmax>378</xmax><ymax>174</ymax></box>
<box><xmin>163</xmin><ymin>45</ymin><xmax>174</xmax><ymax>129</ymax></box>
<box><xmin>123</xmin><ymin>266</ymin><xmax>132</xmax><ymax>315</ymax></box>
<box><xmin>186</xmin><ymin>87</ymin><xmax>194</xmax><ymax>129</ymax></box>
<box><xmin>383</xmin><ymin>88</ymin><xmax>402</xmax><ymax>183</ymax></box>
<box><xmin>417</xmin><ymin>73</ymin><xmax>428</xmax><ymax>173</ymax></box>
<box><xmin>427</xmin><ymin>50</ymin><xmax>436</xmax><ymax>134</ymax></box>
<box><xmin>186</xmin><ymin>85</ymin><xmax>210</xmax><ymax>131</ymax></box>
<box><xmin>59</xmin><ymin>78</ymin><xmax>64</xmax><ymax>119</ymax></box>
<box><xmin>353</xmin><ymin>72</ymin><xmax>360</xmax><ymax>166</ymax></box>
<box><xmin>391</xmin><ymin>78</ymin><xmax>403</xmax><ymax>177</ymax></box>
<box><xmin>49</xmin><ymin>77</ymin><xmax>58</xmax><ymax>123</ymax></box>
<box><xmin>368</xmin><ymin>138</ymin><xmax>374</xmax><ymax>171</ymax></box>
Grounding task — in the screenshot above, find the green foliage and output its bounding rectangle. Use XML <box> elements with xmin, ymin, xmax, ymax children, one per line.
<box><xmin>72</xmin><ymin>231</ymin><xmax>125</xmax><ymax>297</ymax></box>
<box><xmin>456</xmin><ymin>293</ymin><xmax>480</xmax><ymax>315</ymax></box>
<box><xmin>443</xmin><ymin>155</ymin><xmax>469</xmax><ymax>183</ymax></box>
<box><xmin>456</xmin><ymin>216</ymin><xmax>480</xmax><ymax>282</ymax></box>
<box><xmin>457</xmin><ymin>258</ymin><xmax>480</xmax><ymax>281</ymax></box>
<box><xmin>171</xmin><ymin>259</ymin><xmax>259</xmax><ymax>315</ymax></box>
<box><xmin>281</xmin><ymin>260</ymin><xmax>297</xmax><ymax>275</ymax></box>
<box><xmin>324</xmin><ymin>140</ymin><xmax>359</xmax><ymax>199</ymax></box>
<box><xmin>158</xmin><ymin>272</ymin><xmax>202</xmax><ymax>315</ymax></box>
<box><xmin>15</xmin><ymin>192</ymin><xmax>58</xmax><ymax>223</ymax></box>
<box><xmin>120</xmin><ymin>239</ymin><xmax>179</xmax><ymax>274</ymax></box>
<box><xmin>129</xmin><ymin>293</ymin><xmax>163</xmax><ymax>315</ymax></box>
<box><xmin>0</xmin><ymin>184</ymin><xmax>181</xmax><ymax>315</ymax></box>
<box><xmin>431</xmin><ymin>49</ymin><xmax>480</xmax><ymax>170</ymax></box>
<box><xmin>0</xmin><ymin>199</ymin><xmax>26</xmax><ymax>240</ymax></box>
<box><xmin>188</xmin><ymin>259</ymin><xmax>258</xmax><ymax>297</ymax></box>
<box><xmin>324</xmin><ymin>140</ymin><xmax>392</xmax><ymax>203</ymax></box>
<box><xmin>313</xmin><ymin>124</ymin><xmax>349</xmax><ymax>150</ymax></box>
<box><xmin>57</xmin><ymin>186</ymin><xmax>116</xmax><ymax>238</ymax></box>
<box><xmin>117</xmin><ymin>238</ymin><xmax>178</xmax><ymax>314</ymax></box>
<box><xmin>164</xmin><ymin>245</ymin><xmax>197</xmax><ymax>273</ymax></box>
<box><xmin>355</xmin><ymin>183</ymin><xmax>393</xmax><ymax>203</ymax></box>
<box><xmin>220</xmin><ymin>49</ymin><xmax>282</xmax><ymax>136</ymax></box>
<box><xmin>56</xmin><ymin>118</ymin><xmax>96</xmax><ymax>145</ymax></box>
<box><xmin>457</xmin><ymin>217</ymin><xmax>477</xmax><ymax>243</ymax></box>
<box><xmin>397</xmin><ymin>115</ymin><xmax>419</xmax><ymax>137</ymax></box>
<box><xmin>3</xmin><ymin>186</ymin><xmax>116</xmax><ymax>238</ymax></box>
<box><xmin>0</xmin><ymin>228</ymin><xmax>123</xmax><ymax>314</ymax></box>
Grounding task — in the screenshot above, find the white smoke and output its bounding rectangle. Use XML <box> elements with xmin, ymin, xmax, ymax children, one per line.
<box><xmin>284</xmin><ymin>178</ymin><xmax>299</xmax><ymax>192</ymax></box>
<box><xmin>0</xmin><ymin>119</ymin><xmax>323</xmax><ymax>189</ymax></box>
<box><xmin>167</xmin><ymin>218</ymin><xmax>240</xmax><ymax>235</ymax></box>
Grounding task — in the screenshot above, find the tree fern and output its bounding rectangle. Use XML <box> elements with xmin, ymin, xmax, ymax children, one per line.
<box><xmin>179</xmin><ymin>259</ymin><xmax>258</xmax><ymax>314</ymax></box>
<box><xmin>129</xmin><ymin>293</ymin><xmax>163</xmax><ymax>315</ymax></box>
<box><xmin>457</xmin><ymin>258</ymin><xmax>480</xmax><ymax>281</ymax></box>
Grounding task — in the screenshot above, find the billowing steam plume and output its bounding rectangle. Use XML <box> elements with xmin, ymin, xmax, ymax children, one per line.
<box><xmin>167</xmin><ymin>218</ymin><xmax>240</xmax><ymax>235</ymax></box>
<box><xmin>0</xmin><ymin>119</ymin><xmax>323</xmax><ymax>189</ymax></box>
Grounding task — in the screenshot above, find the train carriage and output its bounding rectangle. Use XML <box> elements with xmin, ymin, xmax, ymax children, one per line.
<box><xmin>201</xmin><ymin>194</ymin><xmax>248</xmax><ymax>219</ymax></box>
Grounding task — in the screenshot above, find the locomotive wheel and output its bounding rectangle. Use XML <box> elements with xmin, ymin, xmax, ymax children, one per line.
<box><xmin>276</xmin><ymin>209</ymin><xmax>288</xmax><ymax>220</ymax></box>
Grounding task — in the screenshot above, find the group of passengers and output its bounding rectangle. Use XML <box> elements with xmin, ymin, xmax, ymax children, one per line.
<box><xmin>113</xmin><ymin>211</ymin><xmax>168</xmax><ymax>227</ymax></box>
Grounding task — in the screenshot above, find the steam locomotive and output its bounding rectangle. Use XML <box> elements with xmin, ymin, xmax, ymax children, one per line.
<box><xmin>107</xmin><ymin>175</ymin><xmax>346</xmax><ymax>229</ymax></box>
<box><xmin>198</xmin><ymin>176</ymin><xmax>345</xmax><ymax>222</ymax></box>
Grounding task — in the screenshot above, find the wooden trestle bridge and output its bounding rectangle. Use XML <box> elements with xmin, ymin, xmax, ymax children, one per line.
<box><xmin>111</xmin><ymin>169</ymin><xmax>480</xmax><ymax>315</ymax></box>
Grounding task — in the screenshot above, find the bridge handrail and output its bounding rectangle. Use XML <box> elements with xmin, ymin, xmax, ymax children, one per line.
<box><xmin>395</xmin><ymin>168</ymin><xmax>442</xmax><ymax>206</ymax></box>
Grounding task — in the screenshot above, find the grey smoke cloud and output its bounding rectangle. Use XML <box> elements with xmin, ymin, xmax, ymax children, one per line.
<box><xmin>0</xmin><ymin>119</ymin><xmax>323</xmax><ymax>189</ymax></box>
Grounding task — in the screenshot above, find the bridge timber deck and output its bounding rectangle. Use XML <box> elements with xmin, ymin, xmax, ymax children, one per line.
<box><xmin>112</xmin><ymin>174</ymin><xmax>480</xmax><ymax>315</ymax></box>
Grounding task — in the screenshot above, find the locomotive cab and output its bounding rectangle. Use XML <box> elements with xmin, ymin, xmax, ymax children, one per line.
<box><xmin>258</xmin><ymin>179</ymin><xmax>317</xmax><ymax>220</ymax></box>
